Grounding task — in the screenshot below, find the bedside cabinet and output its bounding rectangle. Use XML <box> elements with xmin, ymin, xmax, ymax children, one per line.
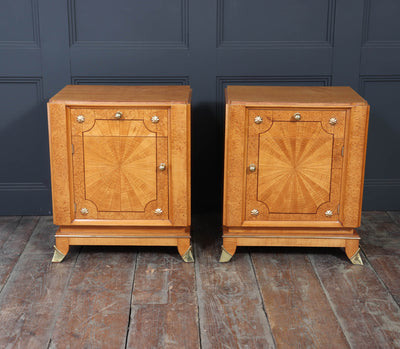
<box><xmin>47</xmin><ymin>85</ymin><xmax>192</xmax><ymax>262</ymax></box>
<box><xmin>221</xmin><ymin>86</ymin><xmax>369</xmax><ymax>264</ymax></box>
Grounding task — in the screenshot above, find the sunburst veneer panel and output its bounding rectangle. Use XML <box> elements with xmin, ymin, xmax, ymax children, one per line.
<box><xmin>85</xmin><ymin>120</ymin><xmax>155</xmax><ymax>137</ymax></box>
<box><xmin>84</xmin><ymin>136</ymin><xmax>156</xmax><ymax>212</ymax></box>
<box><xmin>258</xmin><ymin>122</ymin><xmax>333</xmax><ymax>214</ymax></box>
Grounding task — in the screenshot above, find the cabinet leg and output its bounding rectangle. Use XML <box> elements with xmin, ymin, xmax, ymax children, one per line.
<box><xmin>345</xmin><ymin>239</ymin><xmax>363</xmax><ymax>265</ymax></box>
<box><xmin>177</xmin><ymin>239</ymin><xmax>194</xmax><ymax>263</ymax></box>
<box><xmin>52</xmin><ymin>237</ymin><xmax>69</xmax><ymax>263</ymax></box>
<box><xmin>219</xmin><ymin>238</ymin><xmax>237</xmax><ymax>263</ymax></box>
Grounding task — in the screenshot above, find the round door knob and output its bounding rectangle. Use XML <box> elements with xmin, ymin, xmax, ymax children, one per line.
<box><xmin>329</xmin><ymin>117</ymin><xmax>337</xmax><ymax>125</ymax></box>
<box><xmin>115</xmin><ymin>111</ymin><xmax>122</xmax><ymax>119</ymax></box>
<box><xmin>293</xmin><ymin>113</ymin><xmax>301</xmax><ymax>121</ymax></box>
<box><xmin>325</xmin><ymin>210</ymin><xmax>333</xmax><ymax>217</ymax></box>
<box><xmin>159</xmin><ymin>163</ymin><xmax>166</xmax><ymax>171</ymax></box>
<box><xmin>77</xmin><ymin>115</ymin><xmax>85</xmax><ymax>123</ymax></box>
<box><xmin>154</xmin><ymin>208</ymin><xmax>163</xmax><ymax>215</ymax></box>
<box><xmin>251</xmin><ymin>209</ymin><xmax>259</xmax><ymax>216</ymax></box>
<box><xmin>249</xmin><ymin>164</ymin><xmax>256</xmax><ymax>172</ymax></box>
<box><xmin>254</xmin><ymin>116</ymin><xmax>263</xmax><ymax>124</ymax></box>
<box><xmin>151</xmin><ymin>116</ymin><xmax>160</xmax><ymax>123</ymax></box>
<box><xmin>80</xmin><ymin>207</ymin><xmax>89</xmax><ymax>215</ymax></box>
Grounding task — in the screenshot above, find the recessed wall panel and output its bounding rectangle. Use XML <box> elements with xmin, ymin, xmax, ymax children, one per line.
<box><xmin>363</xmin><ymin>0</ymin><xmax>400</xmax><ymax>44</ymax></box>
<box><xmin>69</xmin><ymin>0</ymin><xmax>188</xmax><ymax>47</ymax></box>
<box><xmin>218</xmin><ymin>0</ymin><xmax>334</xmax><ymax>47</ymax></box>
<box><xmin>0</xmin><ymin>0</ymin><xmax>39</xmax><ymax>46</ymax></box>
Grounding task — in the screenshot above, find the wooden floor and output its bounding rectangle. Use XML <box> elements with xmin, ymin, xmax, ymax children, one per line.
<box><xmin>0</xmin><ymin>212</ymin><xmax>400</xmax><ymax>348</ymax></box>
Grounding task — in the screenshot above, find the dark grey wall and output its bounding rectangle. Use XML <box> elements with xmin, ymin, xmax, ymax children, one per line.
<box><xmin>0</xmin><ymin>0</ymin><xmax>399</xmax><ymax>215</ymax></box>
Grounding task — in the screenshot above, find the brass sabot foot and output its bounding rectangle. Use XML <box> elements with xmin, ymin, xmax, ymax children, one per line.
<box><xmin>219</xmin><ymin>246</ymin><xmax>233</xmax><ymax>263</ymax></box>
<box><xmin>350</xmin><ymin>249</ymin><xmax>363</xmax><ymax>265</ymax></box>
<box><xmin>181</xmin><ymin>245</ymin><xmax>194</xmax><ymax>263</ymax></box>
<box><xmin>52</xmin><ymin>246</ymin><xmax>66</xmax><ymax>263</ymax></box>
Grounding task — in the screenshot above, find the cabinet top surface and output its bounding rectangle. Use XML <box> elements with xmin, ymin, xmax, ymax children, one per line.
<box><xmin>49</xmin><ymin>85</ymin><xmax>192</xmax><ymax>105</ymax></box>
<box><xmin>225</xmin><ymin>86</ymin><xmax>368</xmax><ymax>107</ymax></box>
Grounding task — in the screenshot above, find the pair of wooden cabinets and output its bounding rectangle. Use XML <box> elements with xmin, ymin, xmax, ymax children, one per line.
<box><xmin>48</xmin><ymin>85</ymin><xmax>369</xmax><ymax>264</ymax></box>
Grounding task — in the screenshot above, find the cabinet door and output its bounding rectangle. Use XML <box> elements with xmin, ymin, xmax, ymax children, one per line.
<box><xmin>245</xmin><ymin>108</ymin><xmax>347</xmax><ymax>224</ymax></box>
<box><xmin>70</xmin><ymin>107</ymin><xmax>168</xmax><ymax>221</ymax></box>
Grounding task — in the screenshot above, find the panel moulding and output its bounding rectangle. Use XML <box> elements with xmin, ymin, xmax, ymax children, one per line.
<box><xmin>0</xmin><ymin>0</ymin><xmax>40</xmax><ymax>48</ymax></box>
<box><xmin>364</xmin><ymin>179</ymin><xmax>400</xmax><ymax>188</ymax></box>
<box><xmin>0</xmin><ymin>77</ymin><xmax>47</xmax><ymax>193</ymax></box>
<box><xmin>0</xmin><ymin>183</ymin><xmax>48</xmax><ymax>191</ymax></box>
<box><xmin>217</xmin><ymin>0</ymin><xmax>335</xmax><ymax>48</ymax></box>
<box><xmin>0</xmin><ymin>76</ymin><xmax>43</xmax><ymax>102</ymax></box>
<box><xmin>361</xmin><ymin>0</ymin><xmax>400</xmax><ymax>48</ymax></box>
<box><xmin>216</xmin><ymin>75</ymin><xmax>332</xmax><ymax>112</ymax></box>
<box><xmin>71</xmin><ymin>76</ymin><xmax>190</xmax><ymax>85</ymax></box>
<box><xmin>359</xmin><ymin>75</ymin><xmax>400</xmax><ymax>94</ymax></box>
<box><xmin>68</xmin><ymin>0</ymin><xmax>189</xmax><ymax>49</ymax></box>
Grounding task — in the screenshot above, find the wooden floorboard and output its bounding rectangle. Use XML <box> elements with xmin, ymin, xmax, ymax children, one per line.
<box><xmin>193</xmin><ymin>215</ymin><xmax>276</xmax><ymax>349</ymax></box>
<box><xmin>358</xmin><ymin>211</ymin><xmax>400</xmax><ymax>304</ymax></box>
<box><xmin>310</xmin><ymin>249</ymin><xmax>400</xmax><ymax>348</ymax></box>
<box><xmin>127</xmin><ymin>248</ymin><xmax>199</xmax><ymax>348</ymax></box>
<box><xmin>0</xmin><ymin>212</ymin><xmax>399</xmax><ymax>348</ymax></box>
<box><xmin>0</xmin><ymin>216</ymin><xmax>36</xmax><ymax>290</ymax></box>
<box><xmin>251</xmin><ymin>248</ymin><xmax>349</xmax><ymax>348</ymax></box>
<box><xmin>49</xmin><ymin>246</ymin><xmax>136</xmax><ymax>349</ymax></box>
<box><xmin>0</xmin><ymin>216</ymin><xmax>78</xmax><ymax>348</ymax></box>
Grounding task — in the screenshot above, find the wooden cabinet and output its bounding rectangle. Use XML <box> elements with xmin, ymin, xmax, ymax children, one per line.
<box><xmin>221</xmin><ymin>86</ymin><xmax>369</xmax><ymax>264</ymax></box>
<box><xmin>47</xmin><ymin>85</ymin><xmax>192</xmax><ymax>262</ymax></box>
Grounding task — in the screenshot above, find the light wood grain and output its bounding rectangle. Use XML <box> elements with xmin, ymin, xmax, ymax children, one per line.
<box><xmin>48</xmin><ymin>85</ymin><xmax>191</xmax><ymax>260</ymax></box>
<box><xmin>169</xmin><ymin>104</ymin><xmax>191</xmax><ymax>226</ymax></box>
<box><xmin>223</xmin><ymin>86</ymin><xmax>369</xmax><ymax>262</ymax></box>
<box><xmin>50</xmin><ymin>85</ymin><xmax>191</xmax><ymax>105</ymax></box>
<box><xmin>257</xmin><ymin>121</ymin><xmax>333</xmax><ymax>214</ymax></box>
<box><xmin>222</xmin><ymin>104</ymin><xmax>247</xmax><ymax>227</ymax></box>
<box><xmin>47</xmin><ymin>103</ymin><xmax>74</xmax><ymax>225</ymax></box>
<box><xmin>340</xmin><ymin>105</ymin><xmax>370</xmax><ymax>227</ymax></box>
<box><xmin>226</xmin><ymin>86</ymin><xmax>368</xmax><ymax>106</ymax></box>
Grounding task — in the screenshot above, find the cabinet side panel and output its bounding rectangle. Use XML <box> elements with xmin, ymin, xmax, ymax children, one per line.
<box><xmin>47</xmin><ymin>103</ymin><xmax>73</xmax><ymax>225</ymax></box>
<box><xmin>341</xmin><ymin>105</ymin><xmax>370</xmax><ymax>227</ymax></box>
<box><xmin>169</xmin><ymin>104</ymin><xmax>190</xmax><ymax>226</ymax></box>
<box><xmin>223</xmin><ymin>105</ymin><xmax>247</xmax><ymax>226</ymax></box>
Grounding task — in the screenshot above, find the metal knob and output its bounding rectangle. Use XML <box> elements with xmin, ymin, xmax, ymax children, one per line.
<box><xmin>77</xmin><ymin>115</ymin><xmax>85</xmax><ymax>123</ymax></box>
<box><xmin>151</xmin><ymin>116</ymin><xmax>160</xmax><ymax>123</ymax></box>
<box><xmin>325</xmin><ymin>210</ymin><xmax>333</xmax><ymax>217</ymax></box>
<box><xmin>80</xmin><ymin>207</ymin><xmax>89</xmax><ymax>215</ymax></box>
<box><xmin>115</xmin><ymin>111</ymin><xmax>122</xmax><ymax>119</ymax></box>
<box><xmin>329</xmin><ymin>117</ymin><xmax>337</xmax><ymax>125</ymax></box>
<box><xmin>294</xmin><ymin>113</ymin><xmax>301</xmax><ymax>121</ymax></box>
<box><xmin>154</xmin><ymin>208</ymin><xmax>163</xmax><ymax>215</ymax></box>
<box><xmin>159</xmin><ymin>163</ymin><xmax>166</xmax><ymax>171</ymax></box>
<box><xmin>254</xmin><ymin>116</ymin><xmax>263</xmax><ymax>124</ymax></box>
<box><xmin>249</xmin><ymin>164</ymin><xmax>256</xmax><ymax>172</ymax></box>
<box><xmin>251</xmin><ymin>209</ymin><xmax>259</xmax><ymax>216</ymax></box>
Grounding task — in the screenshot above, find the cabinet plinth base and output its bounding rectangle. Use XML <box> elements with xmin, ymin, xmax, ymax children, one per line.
<box><xmin>221</xmin><ymin>228</ymin><xmax>361</xmax><ymax>264</ymax></box>
<box><xmin>52</xmin><ymin>227</ymin><xmax>192</xmax><ymax>263</ymax></box>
